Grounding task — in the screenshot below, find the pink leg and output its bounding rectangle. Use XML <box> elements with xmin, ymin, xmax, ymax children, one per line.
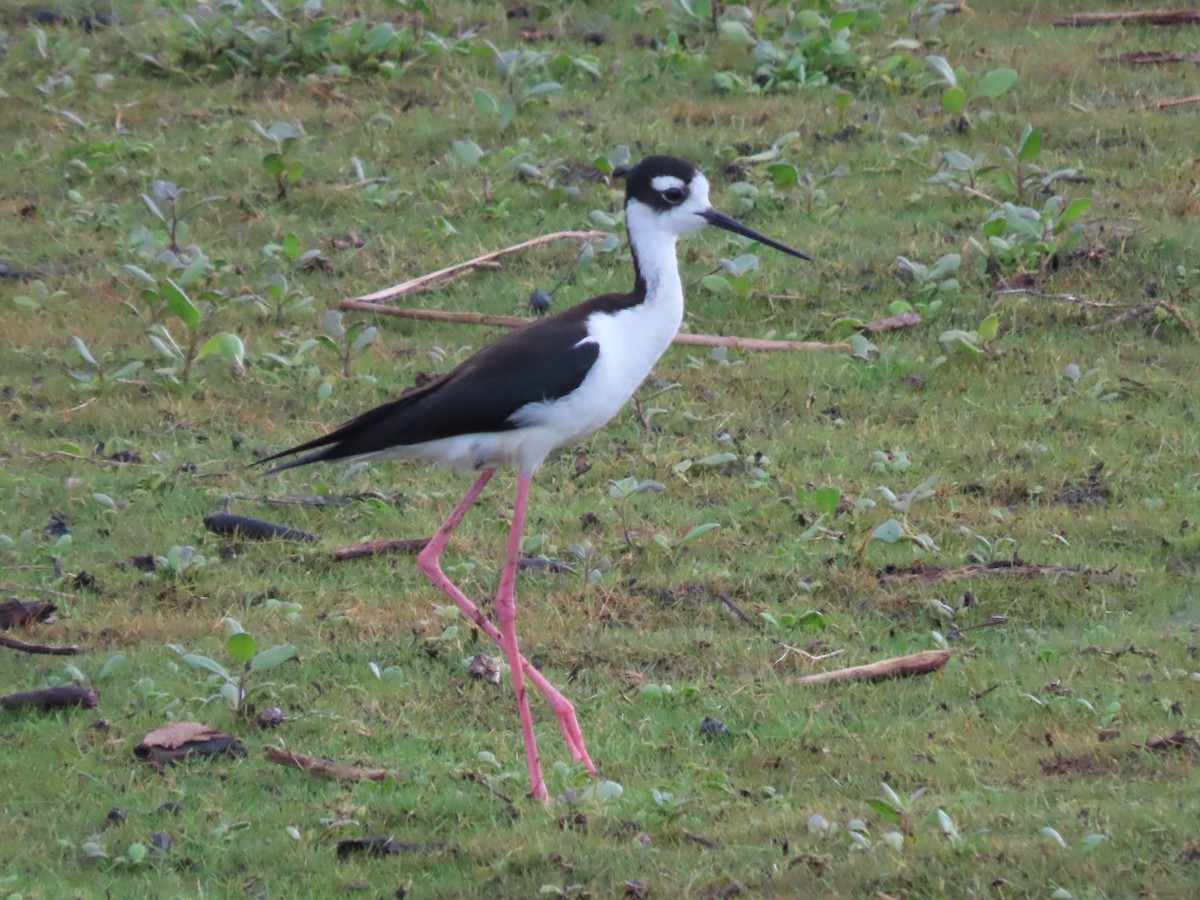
<box><xmin>415</xmin><ymin>471</ymin><xmax>596</xmax><ymax>796</ymax></box>
<box><xmin>496</xmin><ymin>472</ymin><xmax>545</xmax><ymax>800</ymax></box>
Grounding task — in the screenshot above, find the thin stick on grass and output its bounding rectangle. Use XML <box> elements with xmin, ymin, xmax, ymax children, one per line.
<box><xmin>1144</xmin><ymin>94</ymin><xmax>1200</xmax><ymax>109</ymax></box>
<box><xmin>341</xmin><ymin>231</ymin><xmax>610</xmax><ymax>305</ymax></box>
<box><xmin>1052</xmin><ymin>10</ymin><xmax>1200</xmax><ymax>27</ymax></box>
<box><xmin>794</xmin><ymin>650</ymin><xmax>951</xmax><ymax>686</ymax></box>
<box><xmin>337</xmin><ymin>304</ymin><xmax>849</xmax><ymax>353</ymax></box>
<box><xmin>264</xmin><ymin>747</ymin><xmax>400</xmax><ymax>783</ymax></box>
<box><xmin>0</xmin><ymin>633</ymin><xmax>82</xmax><ymax>656</ymax></box>
<box><xmin>332</xmin><ymin>537</ymin><xmax>430</xmax><ymax>561</ymax></box>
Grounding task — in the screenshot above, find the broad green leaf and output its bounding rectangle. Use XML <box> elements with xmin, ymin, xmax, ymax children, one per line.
<box><xmin>767</xmin><ymin>162</ymin><xmax>799</xmax><ymax>189</ymax></box>
<box><xmin>796</xmin><ymin>610</ymin><xmax>826</xmax><ymax>631</ymax></box>
<box><xmin>181</xmin><ymin>653</ymin><xmax>232</xmax><ymax>681</ymax></box>
<box><xmin>1059</xmin><ymin>197</ymin><xmax>1092</xmax><ymax>224</ymax></box>
<box><xmin>830</xmin><ymin>11</ymin><xmax>858</xmax><ymax>30</ymax></box>
<box><xmin>926</xmin><ymin>55</ymin><xmax>957</xmax><ymax>87</ymax></box>
<box><xmin>262</xmin><ymin>152</ymin><xmax>285</xmax><ymax>176</ymax></box>
<box><xmin>814</xmin><ymin>486</ymin><xmax>841</xmax><ymax>516</ymax></box>
<box><xmin>977</xmin><ymin>313</ymin><xmax>1000</xmax><ymax>342</ymax></box>
<box><xmin>1017</xmin><ymin>126</ymin><xmax>1042</xmax><ymax>162</ymax></box>
<box><xmin>941</xmin><ymin>86</ymin><xmax>966</xmax><ymax>114</ymax></box>
<box><xmin>364</xmin><ymin>22</ymin><xmax>396</xmax><ymax>56</ymax></box>
<box><xmin>871</xmin><ymin>519</ymin><xmax>904</xmax><ymax>544</ymax></box>
<box><xmin>251</xmin><ymin>643</ymin><xmax>297</xmax><ymax>672</ymax></box>
<box><xmin>72</xmin><ymin>336</ymin><xmax>97</xmax><ymax>367</ymax></box>
<box><xmin>718</xmin><ymin>20</ymin><xmax>755</xmax><ymax>46</ymax></box>
<box><xmin>97</xmin><ymin>653</ymin><xmax>126</xmax><ymax>681</ymax></box>
<box><xmin>473</xmin><ymin>87</ymin><xmax>497</xmax><ymax>113</ymax></box>
<box><xmin>449</xmin><ymin>139</ymin><xmax>485</xmax><ymax>167</ymax></box>
<box><xmin>141</xmin><ymin>194</ymin><xmax>165</xmax><ymax>222</ymax></box>
<box><xmin>978</xmin><ymin>68</ymin><xmax>1018</xmax><ymax>99</ymax></box>
<box><xmin>521</xmin><ymin>81</ymin><xmax>562</xmax><ymax>102</ymax></box>
<box><xmin>162</xmin><ymin>279</ymin><xmax>200</xmax><ymax>330</ymax></box>
<box><xmin>867</xmin><ymin>799</ymin><xmax>903</xmax><ymax>825</ymax></box>
<box><xmin>497</xmin><ymin>98</ymin><xmax>516</xmax><ymax>131</ymax></box>
<box><xmin>227</xmin><ymin>632</ymin><xmax>257</xmax><ymax>663</ymax></box>
<box><xmin>680</xmin><ymin>523</ymin><xmax>720</xmax><ymax>544</ymax></box>
<box><xmin>701</xmin><ymin>274</ymin><xmax>733</xmax><ymax>295</ymax></box>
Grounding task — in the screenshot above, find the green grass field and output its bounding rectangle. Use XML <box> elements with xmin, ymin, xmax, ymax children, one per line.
<box><xmin>1</xmin><ymin>1</ymin><xmax>1198</xmax><ymax>896</ymax></box>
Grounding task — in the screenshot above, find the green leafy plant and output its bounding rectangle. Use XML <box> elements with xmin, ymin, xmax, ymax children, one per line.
<box><xmin>608</xmin><ymin>476</ymin><xmax>666</xmax><ymax>549</ymax></box>
<box><xmin>895</xmin><ymin>252</ymin><xmax>961</xmax><ymax>313</ymax></box>
<box><xmin>316</xmin><ymin>309</ymin><xmax>377</xmax><ymax>379</ymax></box>
<box><xmin>250</xmin><ymin>120</ymin><xmax>305</xmax><ymax>200</ymax></box>
<box><xmin>126</xmin><ymin>272</ymin><xmax>244</xmax><ymax>382</ymax></box>
<box><xmin>970</xmin><ymin>196</ymin><xmax>1092</xmax><ymax>275</ymax></box>
<box><xmin>794</xmin><ymin>485</ymin><xmax>843</xmax><ymax>541</ymax></box>
<box><xmin>171</xmin><ymin>619</ymin><xmax>296</xmax><ymax>719</ymax></box>
<box><xmin>140</xmin><ymin>179</ymin><xmax>220</xmax><ymax>254</ymax></box>
<box><xmin>67</xmin><ymin>335</ymin><xmax>143</xmax><ymax>390</ymax></box>
<box><xmin>938</xmin><ymin>311</ymin><xmax>1000</xmax><ymax>357</ymax></box>
<box><xmin>926</xmin><ymin>55</ymin><xmax>1018</xmax><ymax>129</ymax></box>
<box><xmin>474</xmin><ymin>43</ymin><xmax>562</xmax><ymax>131</ymax></box>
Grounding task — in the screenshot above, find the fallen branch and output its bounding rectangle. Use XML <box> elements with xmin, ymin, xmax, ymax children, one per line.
<box><xmin>856</xmin><ymin>310</ymin><xmax>922</xmax><ymax>334</ymax></box>
<box><xmin>1087</xmin><ymin>300</ymin><xmax>1196</xmax><ymax>336</ymax></box>
<box><xmin>228</xmin><ymin>491</ymin><xmax>397</xmax><ymax>508</ymax></box>
<box><xmin>682</xmin><ymin>828</ymin><xmax>723</xmax><ymax>849</ymax></box>
<box><xmin>878</xmin><ymin>560</ymin><xmax>1133</xmax><ymax>585</ymax></box>
<box><xmin>1053</xmin><ymin>10</ymin><xmax>1200</xmax><ymax>27</ymax></box>
<box><xmin>1143</xmin><ymin>730</ymin><xmax>1200</xmax><ymax>752</ymax></box>
<box><xmin>0</xmin><ymin>584</ymin><xmax>73</xmax><ymax>599</ymax></box>
<box><xmin>1144</xmin><ymin>93</ymin><xmax>1200</xmax><ymax>110</ymax></box>
<box><xmin>1</xmin><ymin>685</ymin><xmax>98</xmax><ymax>711</ymax></box>
<box><xmin>1100</xmin><ymin>49</ymin><xmax>1200</xmax><ymax>65</ymax></box>
<box><xmin>265</xmin><ymin>747</ymin><xmax>401</xmax><ymax>783</ymax></box>
<box><xmin>337</xmin><ymin>303</ymin><xmax>849</xmax><ymax>353</ymax></box>
<box><xmin>332</xmin><ymin>537</ymin><xmax>430</xmax><ymax>561</ymax></box>
<box><xmin>994</xmin><ymin>287</ymin><xmax>1124</xmax><ymax>309</ymax></box>
<box><xmin>0</xmin><ymin>633</ymin><xmax>82</xmax><ymax>656</ymax></box>
<box><xmin>794</xmin><ymin>649</ymin><xmax>951</xmax><ymax>686</ymax></box>
<box><xmin>342</xmin><ymin>231</ymin><xmax>610</xmax><ymax>305</ymax></box>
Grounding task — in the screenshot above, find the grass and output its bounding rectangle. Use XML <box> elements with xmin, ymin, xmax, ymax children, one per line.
<box><xmin>1</xmin><ymin>0</ymin><xmax>1199</xmax><ymax>896</ymax></box>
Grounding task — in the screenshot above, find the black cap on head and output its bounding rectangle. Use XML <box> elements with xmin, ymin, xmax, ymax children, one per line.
<box><xmin>615</xmin><ymin>155</ymin><xmax>698</xmax><ymax>210</ymax></box>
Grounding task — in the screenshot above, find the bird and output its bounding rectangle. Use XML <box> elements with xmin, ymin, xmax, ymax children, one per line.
<box><xmin>258</xmin><ymin>155</ymin><xmax>810</xmax><ymax>802</ymax></box>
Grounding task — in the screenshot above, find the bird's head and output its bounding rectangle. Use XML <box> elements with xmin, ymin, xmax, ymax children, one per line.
<box><xmin>616</xmin><ymin>155</ymin><xmax>811</xmax><ymax>260</ymax></box>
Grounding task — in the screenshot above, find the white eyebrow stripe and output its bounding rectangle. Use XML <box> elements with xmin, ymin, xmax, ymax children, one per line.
<box><xmin>650</xmin><ymin>175</ymin><xmax>686</xmax><ymax>192</ymax></box>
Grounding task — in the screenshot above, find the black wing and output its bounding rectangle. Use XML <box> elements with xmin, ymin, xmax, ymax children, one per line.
<box><xmin>258</xmin><ymin>310</ymin><xmax>606</xmax><ymax>473</ymax></box>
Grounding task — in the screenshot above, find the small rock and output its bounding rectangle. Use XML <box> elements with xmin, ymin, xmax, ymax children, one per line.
<box><xmin>256</xmin><ymin>706</ymin><xmax>286</xmax><ymax>728</ymax></box>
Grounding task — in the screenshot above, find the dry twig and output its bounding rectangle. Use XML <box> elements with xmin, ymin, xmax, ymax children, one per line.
<box><xmin>341</xmin><ymin>231</ymin><xmax>609</xmax><ymax>305</ymax></box>
<box><xmin>265</xmin><ymin>747</ymin><xmax>400</xmax><ymax>783</ymax></box>
<box><xmin>1053</xmin><ymin>10</ymin><xmax>1200</xmax><ymax>27</ymax></box>
<box><xmin>337</xmin><ymin>303</ymin><xmax>848</xmax><ymax>352</ymax></box>
<box><xmin>332</xmin><ymin>537</ymin><xmax>430</xmax><ymax>561</ymax></box>
<box><xmin>794</xmin><ymin>650</ymin><xmax>952</xmax><ymax>686</ymax></box>
<box><xmin>0</xmin><ymin>634</ymin><xmax>81</xmax><ymax>656</ymax></box>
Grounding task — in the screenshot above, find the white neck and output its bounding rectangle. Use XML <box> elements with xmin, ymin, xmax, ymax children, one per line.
<box><xmin>625</xmin><ymin>202</ymin><xmax>684</xmax><ymax>320</ymax></box>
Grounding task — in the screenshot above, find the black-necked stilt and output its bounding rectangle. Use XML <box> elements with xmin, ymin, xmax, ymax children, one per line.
<box><xmin>259</xmin><ymin>155</ymin><xmax>810</xmax><ymax>802</ymax></box>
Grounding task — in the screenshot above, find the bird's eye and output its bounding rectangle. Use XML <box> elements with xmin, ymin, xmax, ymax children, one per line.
<box><xmin>661</xmin><ymin>187</ymin><xmax>686</xmax><ymax>204</ymax></box>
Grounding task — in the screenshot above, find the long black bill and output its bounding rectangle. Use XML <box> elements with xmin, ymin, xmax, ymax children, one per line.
<box><xmin>700</xmin><ymin>209</ymin><xmax>812</xmax><ymax>261</ymax></box>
